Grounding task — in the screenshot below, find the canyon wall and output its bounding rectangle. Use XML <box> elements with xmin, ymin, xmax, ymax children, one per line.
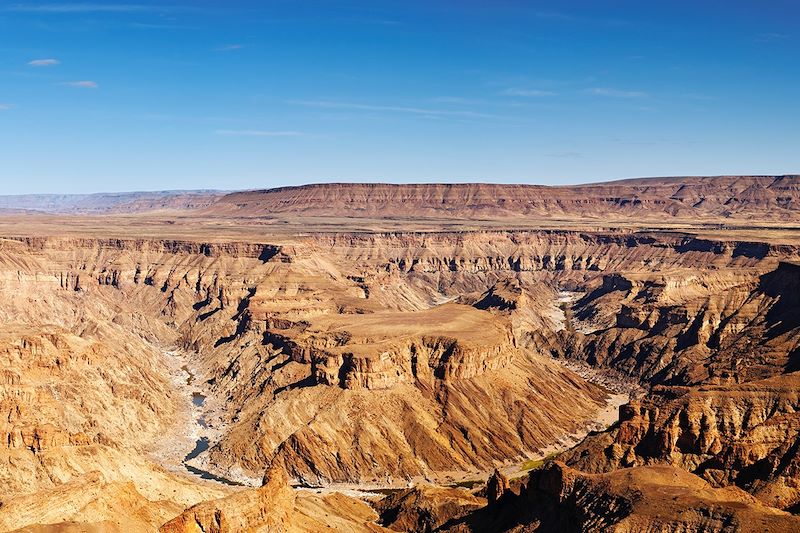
<box><xmin>2</xmin><ymin>219</ymin><xmax>800</xmax><ymax>531</ymax></box>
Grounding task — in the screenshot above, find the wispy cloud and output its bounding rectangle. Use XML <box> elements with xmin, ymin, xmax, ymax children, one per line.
<box><xmin>62</xmin><ymin>80</ymin><xmax>98</xmax><ymax>88</ymax></box>
<box><xmin>500</xmin><ymin>88</ymin><xmax>557</xmax><ymax>97</ymax></box>
<box><xmin>333</xmin><ymin>17</ymin><xmax>400</xmax><ymax>26</ymax></box>
<box><xmin>28</xmin><ymin>58</ymin><xmax>60</xmax><ymax>67</ymax></box>
<box><xmin>215</xmin><ymin>129</ymin><xmax>302</xmax><ymax>137</ymax></box>
<box><xmin>680</xmin><ymin>93</ymin><xmax>716</xmax><ymax>101</ymax></box>
<box><xmin>533</xmin><ymin>11</ymin><xmax>573</xmax><ymax>21</ymax></box>
<box><xmin>585</xmin><ymin>87</ymin><xmax>647</xmax><ymax>98</ymax></box>
<box><xmin>214</xmin><ymin>44</ymin><xmax>243</xmax><ymax>52</ymax></box>
<box><xmin>531</xmin><ymin>9</ymin><xmax>628</xmax><ymax>27</ymax></box>
<box><xmin>545</xmin><ymin>151</ymin><xmax>583</xmax><ymax>159</ymax></box>
<box><xmin>611</xmin><ymin>138</ymin><xmax>700</xmax><ymax>147</ymax></box>
<box><xmin>130</xmin><ymin>21</ymin><xmax>194</xmax><ymax>30</ymax></box>
<box><xmin>430</xmin><ymin>96</ymin><xmax>485</xmax><ymax>105</ymax></box>
<box><xmin>755</xmin><ymin>32</ymin><xmax>790</xmax><ymax>43</ymax></box>
<box><xmin>5</xmin><ymin>3</ymin><xmax>166</xmax><ymax>12</ymax></box>
<box><xmin>290</xmin><ymin>100</ymin><xmax>498</xmax><ymax>119</ymax></box>
<box><xmin>0</xmin><ymin>104</ymin><xmax>15</xmax><ymax>111</ymax></box>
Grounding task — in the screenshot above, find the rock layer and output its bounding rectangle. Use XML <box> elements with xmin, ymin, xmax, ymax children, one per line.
<box><xmin>209</xmin><ymin>176</ymin><xmax>800</xmax><ymax>221</ymax></box>
<box><xmin>1</xmin><ymin>198</ymin><xmax>800</xmax><ymax>531</ymax></box>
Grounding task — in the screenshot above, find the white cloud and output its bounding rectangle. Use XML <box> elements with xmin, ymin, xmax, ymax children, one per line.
<box><xmin>0</xmin><ymin>104</ymin><xmax>15</xmax><ymax>110</ymax></box>
<box><xmin>755</xmin><ymin>33</ymin><xmax>790</xmax><ymax>43</ymax></box>
<box><xmin>63</xmin><ymin>80</ymin><xmax>98</xmax><ymax>88</ymax></box>
<box><xmin>28</xmin><ymin>58</ymin><xmax>60</xmax><ymax>67</ymax></box>
<box><xmin>290</xmin><ymin>100</ymin><xmax>498</xmax><ymax>119</ymax></box>
<box><xmin>501</xmin><ymin>88</ymin><xmax>557</xmax><ymax>97</ymax></box>
<box><xmin>6</xmin><ymin>3</ymin><xmax>171</xmax><ymax>13</ymax></box>
<box><xmin>533</xmin><ymin>11</ymin><xmax>573</xmax><ymax>21</ymax></box>
<box><xmin>681</xmin><ymin>93</ymin><xmax>716</xmax><ymax>101</ymax></box>
<box><xmin>585</xmin><ymin>87</ymin><xmax>647</xmax><ymax>98</ymax></box>
<box><xmin>214</xmin><ymin>44</ymin><xmax>243</xmax><ymax>52</ymax></box>
<box><xmin>545</xmin><ymin>151</ymin><xmax>583</xmax><ymax>159</ymax></box>
<box><xmin>215</xmin><ymin>129</ymin><xmax>302</xmax><ymax>137</ymax></box>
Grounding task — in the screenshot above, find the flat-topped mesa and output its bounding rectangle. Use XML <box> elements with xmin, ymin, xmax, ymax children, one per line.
<box><xmin>315</xmin><ymin>333</ymin><xmax>517</xmax><ymax>390</ymax></box>
<box><xmin>206</xmin><ymin>176</ymin><xmax>800</xmax><ymax>221</ymax></box>
<box><xmin>268</xmin><ymin>305</ymin><xmax>518</xmax><ymax>390</ymax></box>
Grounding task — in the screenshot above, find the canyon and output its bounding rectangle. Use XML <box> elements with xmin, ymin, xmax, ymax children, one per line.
<box><xmin>2</xmin><ymin>177</ymin><xmax>800</xmax><ymax>532</ymax></box>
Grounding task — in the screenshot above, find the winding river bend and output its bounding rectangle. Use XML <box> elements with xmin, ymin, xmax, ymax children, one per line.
<box><xmin>177</xmin><ymin>360</ymin><xmax>243</xmax><ymax>486</ymax></box>
<box><xmin>164</xmin><ymin>345</ymin><xmax>635</xmax><ymax>493</ymax></box>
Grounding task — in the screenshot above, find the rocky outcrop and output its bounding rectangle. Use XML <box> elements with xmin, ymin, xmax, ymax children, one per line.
<box><xmin>562</xmin><ymin>372</ymin><xmax>800</xmax><ymax>510</ymax></box>
<box><xmin>159</xmin><ymin>465</ymin><xmax>295</xmax><ymax>533</ymax></box>
<box><xmin>558</xmin><ymin>262</ymin><xmax>800</xmax><ymax>386</ymax></box>
<box><xmin>437</xmin><ymin>462</ymin><xmax>800</xmax><ymax>532</ymax></box>
<box><xmin>376</xmin><ymin>484</ymin><xmax>485</xmax><ymax>532</ymax></box>
<box><xmin>159</xmin><ymin>465</ymin><xmax>390</xmax><ymax>533</ymax></box>
<box><xmin>522</xmin><ymin>462</ymin><xmax>800</xmax><ymax>532</ymax></box>
<box><xmin>485</xmin><ymin>469</ymin><xmax>510</xmax><ymax>506</ymax></box>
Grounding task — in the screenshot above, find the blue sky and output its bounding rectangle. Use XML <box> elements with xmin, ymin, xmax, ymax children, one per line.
<box><xmin>0</xmin><ymin>1</ymin><xmax>797</xmax><ymax>194</ymax></box>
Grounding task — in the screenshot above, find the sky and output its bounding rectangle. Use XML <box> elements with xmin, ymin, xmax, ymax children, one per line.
<box><xmin>0</xmin><ymin>1</ymin><xmax>798</xmax><ymax>194</ymax></box>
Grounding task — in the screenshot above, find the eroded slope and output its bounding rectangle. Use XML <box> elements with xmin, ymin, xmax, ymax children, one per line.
<box><xmin>2</xmin><ymin>220</ymin><xmax>800</xmax><ymax>531</ymax></box>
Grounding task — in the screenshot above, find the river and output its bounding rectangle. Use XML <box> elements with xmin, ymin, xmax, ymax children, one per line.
<box><xmin>175</xmin><ymin>357</ymin><xmax>243</xmax><ymax>487</ymax></box>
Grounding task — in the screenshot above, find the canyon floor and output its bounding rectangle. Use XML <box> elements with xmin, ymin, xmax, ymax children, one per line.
<box><xmin>3</xmin><ymin>178</ymin><xmax>800</xmax><ymax>532</ymax></box>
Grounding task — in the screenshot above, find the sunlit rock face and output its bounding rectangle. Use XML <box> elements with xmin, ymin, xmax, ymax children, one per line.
<box><xmin>2</xmin><ymin>178</ymin><xmax>800</xmax><ymax>532</ymax></box>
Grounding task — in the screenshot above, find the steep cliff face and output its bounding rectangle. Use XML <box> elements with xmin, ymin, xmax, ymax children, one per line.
<box><xmin>523</xmin><ymin>261</ymin><xmax>800</xmax><ymax>512</ymax></box>
<box><xmin>555</xmin><ymin>261</ymin><xmax>800</xmax><ymax>386</ymax></box>
<box><xmin>446</xmin><ymin>462</ymin><xmax>800</xmax><ymax>532</ymax></box>
<box><xmin>208</xmin><ymin>176</ymin><xmax>800</xmax><ymax>221</ymax></box>
<box><xmin>201</xmin><ymin>297</ymin><xmax>608</xmax><ymax>484</ymax></box>
<box><xmin>559</xmin><ymin>372</ymin><xmax>800</xmax><ymax>511</ymax></box>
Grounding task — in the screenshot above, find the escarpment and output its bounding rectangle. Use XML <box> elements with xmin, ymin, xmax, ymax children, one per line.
<box><xmin>208</xmin><ymin>177</ymin><xmax>800</xmax><ymax>221</ymax></box>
